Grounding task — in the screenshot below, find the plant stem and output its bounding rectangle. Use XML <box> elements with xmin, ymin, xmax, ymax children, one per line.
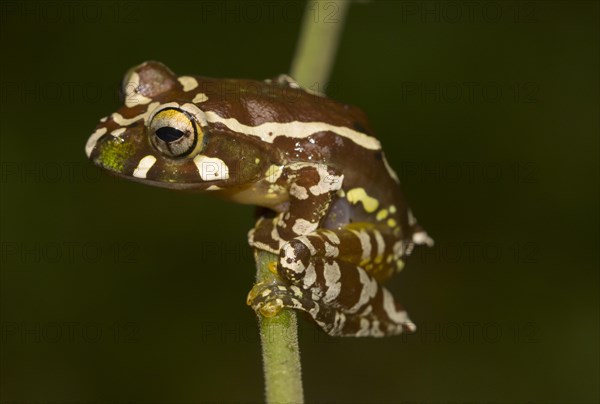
<box><xmin>290</xmin><ymin>0</ymin><xmax>350</xmax><ymax>89</ymax></box>
<box><xmin>255</xmin><ymin>1</ymin><xmax>350</xmax><ymax>403</ymax></box>
<box><xmin>255</xmin><ymin>250</ymin><xmax>303</xmax><ymax>403</ymax></box>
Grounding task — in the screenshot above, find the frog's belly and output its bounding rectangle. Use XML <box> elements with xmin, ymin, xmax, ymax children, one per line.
<box><xmin>322</xmin><ymin>196</ymin><xmax>351</xmax><ymax>230</ymax></box>
<box><xmin>218</xmin><ymin>181</ymin><xmax>289</xmax><ymax>211</ymax></box>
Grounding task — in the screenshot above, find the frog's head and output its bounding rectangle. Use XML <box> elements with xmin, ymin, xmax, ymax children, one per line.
<box><xmin>85</xmin><ymin>61</ymin><xmax>273</xmax><ymax>192</ymax></box>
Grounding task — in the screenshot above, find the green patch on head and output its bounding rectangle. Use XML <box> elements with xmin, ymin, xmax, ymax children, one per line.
<box><xmin>96</xmin><ymin>138</ymin><xmax>136</xmax><ymax>173</ymax></box>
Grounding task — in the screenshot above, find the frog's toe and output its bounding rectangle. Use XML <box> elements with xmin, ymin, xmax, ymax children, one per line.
<box><xmin>259</xmin><ymin>299</ymin><xmax>285</xmax><ymax>318</ymax></box>
<box><xmin>247</xmin><ymin>283</ymin><xmax>319</xmax><ymax>318</ymax></box>
<box><xmin>246</xmin><ymin>281</ymin><xmax>269</xmax><ymax>305</ymax></box>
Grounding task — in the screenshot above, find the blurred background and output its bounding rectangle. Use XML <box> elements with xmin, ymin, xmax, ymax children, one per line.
<box><xmin>1</xmin><ymin>1</ymin><xmax>598</xmax><ymax>403</ymax></box>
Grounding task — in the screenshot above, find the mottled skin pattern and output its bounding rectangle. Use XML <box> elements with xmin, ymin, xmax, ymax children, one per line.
<box><xmin>86</xmin><ymin>61</ymin><xmax>433</xmax><ymax>337</ymax></box>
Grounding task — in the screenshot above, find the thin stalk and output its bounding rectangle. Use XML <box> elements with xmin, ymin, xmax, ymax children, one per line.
<box><xmin>255</xmin><ymin>1</ymin><xmax>350</xmax><ymax>403</ymax></box>
<box><xmin>255</xmin><ymin>250</ymin><xmax>303</xmax><ymax>403</ymax></box>
<box><xmin>290</xmin><ymin>0</ymin><xmax>350</xmax><ymax>89</ymax></box>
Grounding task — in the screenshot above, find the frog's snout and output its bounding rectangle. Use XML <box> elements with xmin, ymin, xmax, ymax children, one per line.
<box><xmin>85</xmin><ymin>124</ymin><xmax>142</xmax><ymax>177</ymax></box>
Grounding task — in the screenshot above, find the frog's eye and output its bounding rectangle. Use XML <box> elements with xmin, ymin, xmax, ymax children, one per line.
<box><xmin>149</xmin><ymin>107</ymin><xmax>203</xmax><ymax>158</ymax></box>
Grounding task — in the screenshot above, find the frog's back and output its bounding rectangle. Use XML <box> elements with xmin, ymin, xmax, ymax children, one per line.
<box><xmin>193</xmin><ymin>76</ymin><xmax>375</xmax><ymax>134</ymax></box>
<box><xmin>193</xmin><ymin>76</ymin><xmax>426</xmax><ymax>241</ymax></box>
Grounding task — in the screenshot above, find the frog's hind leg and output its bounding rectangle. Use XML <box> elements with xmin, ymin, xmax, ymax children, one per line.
<box><xmin>277</xmin><ymin>225</ymin><xmax>413</xmax><ymax>283</ymax></box>
<box><xmin>248</xmin><ymin>257</ymin><xmax>415</xmax><ymax>336</ymax></box>
<box><xmin>249</xmin><ymin>225</ymin><xmax>417</xmax><ymax>337</ymax></box>
<box><xmin>250</xmin><ymin>219</ymin><xmax>412</xmax><ymax>281</ymax></box>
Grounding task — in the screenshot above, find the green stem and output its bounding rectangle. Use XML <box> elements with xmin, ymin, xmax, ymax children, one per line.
<box><xmin>255</xmin><ymin>250</ymin><xmax>303</xmax><ymax>403</ymax></box>
<box><xmin>290</xmin><ymin>0</ymin><xmax>350</xmax><ymax>89</ymax></box>
<box><xmin>255</xmin><ymin>1</ymin><xmax>350</xmax><ymax>403</ymax></box>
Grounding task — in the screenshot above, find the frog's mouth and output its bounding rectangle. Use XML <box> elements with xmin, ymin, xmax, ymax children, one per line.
<box><xmin>98</xmin><ymin>167</ymin><xmax>231</xmax><ymax>191</ymax></box>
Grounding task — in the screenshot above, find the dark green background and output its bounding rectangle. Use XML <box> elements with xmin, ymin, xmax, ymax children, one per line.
<box><xmin>1</xmin><ymin>1</ymin><xmax>598</xmax><ymax>403</ymax></box>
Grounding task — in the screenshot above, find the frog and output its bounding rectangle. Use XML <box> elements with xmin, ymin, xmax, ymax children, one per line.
<box><xmin>85</xmin><ymin>61</ymin><xmax>433</xmax><ymax>337</ymax></box>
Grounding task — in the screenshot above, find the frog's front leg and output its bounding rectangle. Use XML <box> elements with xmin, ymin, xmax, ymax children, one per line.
<box><xmin>248</xmin><ymin>163</ymin><xmax>343</xmax><ymax>253</ymax></box>
<box><xmin>275</xmin><ymin>163</ymin><xmax>343</xmax><ymax>241</ymax></box>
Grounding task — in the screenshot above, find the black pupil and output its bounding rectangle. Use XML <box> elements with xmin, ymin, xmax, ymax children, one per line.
<box><xmin>156</xmin><ymin>127</ymin><xmax>185</xmax><ymax>142</ymax></box>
